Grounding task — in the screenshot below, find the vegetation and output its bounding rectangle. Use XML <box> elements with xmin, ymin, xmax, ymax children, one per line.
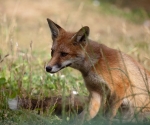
<box><xmin>97</xmin><ymin>1</ymin><xmax>150</xmax><ymax>23</ymax></box>
<box><xmin>0</xmin><ymin>0</ymin><xmax>150</xmax><ymax>124</ymax></box>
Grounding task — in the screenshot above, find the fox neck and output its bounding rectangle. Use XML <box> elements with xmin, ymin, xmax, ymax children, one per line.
<box><xmin>71</xmin><ymin>40</ymin><xmax>101</xmax><ymax>76</ymax></box>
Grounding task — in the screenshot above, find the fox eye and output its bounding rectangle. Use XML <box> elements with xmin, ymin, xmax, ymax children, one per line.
<box><xmin>51</xmin><ymin>50</ymin><xmax>54</xmax><ymax>56</ymax></box>
<box><xmin>60</xmin><ymin>52</ymin><xmax>68</xmax><ymax>57</ymax></box>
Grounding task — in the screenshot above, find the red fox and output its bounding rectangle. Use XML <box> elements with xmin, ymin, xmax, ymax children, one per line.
<box><xmin>46</xmin><ymin>18</ymin><xmax>150</xmax><ymax>123</ymax></box>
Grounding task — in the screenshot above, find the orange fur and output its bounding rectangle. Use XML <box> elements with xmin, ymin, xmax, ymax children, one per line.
<box><xmin>46</xmin><ymin>18</ymin><xmax>150</xmax><ymax>123</ymax></box>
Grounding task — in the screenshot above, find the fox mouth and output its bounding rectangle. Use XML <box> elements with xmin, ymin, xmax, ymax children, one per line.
<box><xmin>46</xmin><ymin>63</ymin><xmax>72</xmax><ymax>73</ymax></box>
<box><xmin>65</xmin><ymin>63</ymin><xmax>72</xmax><ymax>67</ymax></box>
<box><xmin>59</xmin><ymin>63</ymin><xmax>72</xmax><ymax>70</ymax></box>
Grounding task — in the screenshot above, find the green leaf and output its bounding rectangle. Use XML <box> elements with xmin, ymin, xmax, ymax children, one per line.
<box><xmin>0</xmin><ymin>77</ymin><xmax>6</xmax><ymax>85</ymax></box>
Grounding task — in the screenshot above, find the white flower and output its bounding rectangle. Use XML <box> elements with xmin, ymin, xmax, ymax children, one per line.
<box><xmin>60</xmin><ymin>75</ymin><xmax>65</xmax><ymax>78</ymax></box>
<box><xmin>72</xmin><ymin>90</ymin><xmax>78</xmax><ymax>95</ymax></box>
<box><xmin>50</xmin><ymin>74</ymin><xmax>53</xmax><ymax>76</ymax></box>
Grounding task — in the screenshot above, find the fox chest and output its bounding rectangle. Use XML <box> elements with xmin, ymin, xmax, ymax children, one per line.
<box><xmin>82</xmin><ymin>72</ymin><xmax>107</xmax><ymax>93</ymax></box>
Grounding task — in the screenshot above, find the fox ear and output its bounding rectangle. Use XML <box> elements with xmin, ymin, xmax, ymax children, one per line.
<box><xmin>47</xmin><ymin>18</ymin><xmax>62</xmax><ymax>40</ymax></box>
<box><xmin>72</xmin><ymin>26</ymin><xmax>90</xmax><ymax>45</ymax></box>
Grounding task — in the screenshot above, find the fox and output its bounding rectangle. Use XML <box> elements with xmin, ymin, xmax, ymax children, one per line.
<box><xmin>45</xmin><ymin>18</ymin><xmax>150</xmax><ymax>124</ymax></box>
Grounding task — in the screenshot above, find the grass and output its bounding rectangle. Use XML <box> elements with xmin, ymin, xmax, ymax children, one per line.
<box><xmin>0</xmin><ymin>40</ymin><xmax>86</xmax><ymax>124</ymax></box>
<box><xmin>0</xmin><ymin>0</ymin><xmax>150</xmax><ymax>124</ymax></box>
<box><xmin>99</xmin><ymin>2</ymin><xmax>149</xmax><ymax>23</ymax></box>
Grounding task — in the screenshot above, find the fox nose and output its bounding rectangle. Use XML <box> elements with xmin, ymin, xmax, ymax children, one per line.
<box><xmin>46</xmin><ymin>66</ymin><xmax>52</xmax><ymax>72</ymax></box>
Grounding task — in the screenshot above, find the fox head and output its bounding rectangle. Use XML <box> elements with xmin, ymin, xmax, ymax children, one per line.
<box><xmin>46</xmin><ymin>18</ymin><xmax>90</xmax><ymax>73</ymax></box>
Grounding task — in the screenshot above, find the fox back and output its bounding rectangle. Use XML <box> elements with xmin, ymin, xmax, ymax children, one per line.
<box><xmin>46</xmin><ymin>18</ymin><xmax>150</xmax><ymax>123</ymax></box>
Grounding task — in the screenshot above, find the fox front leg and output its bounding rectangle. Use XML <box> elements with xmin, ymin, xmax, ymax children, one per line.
<box><xmin>88</xmin><ymin>92</ymin><xmax>102</xmax><ymax>120</ymax></box>
<box><xmin>105</xmin><ymin>93</ymin><xmax>125</xmax><ymax>124</ymax></box>
<box><xmin>72</xmin><ymin>92</ymin><xmax>101</xmax><ymax>125</ymax></box>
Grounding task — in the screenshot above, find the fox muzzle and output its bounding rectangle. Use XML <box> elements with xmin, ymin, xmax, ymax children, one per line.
<box><xmin>46</xmin><ymin>62</ymin><xmax>72</xmax><ymax>73</ymax></box>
